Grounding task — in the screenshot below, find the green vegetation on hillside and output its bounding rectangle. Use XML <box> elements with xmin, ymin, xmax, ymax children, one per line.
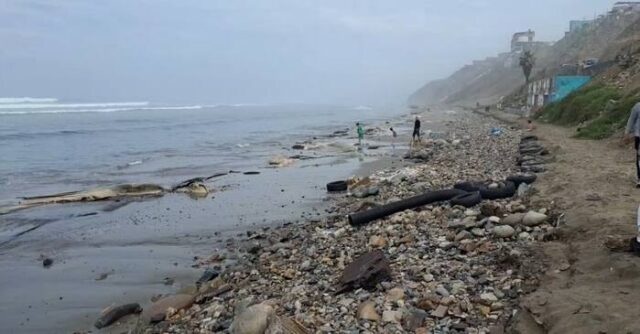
<box><xmin>536</xmin><ymin>84</ymin><xmax>639</xmax><ymax>139</ymax></box>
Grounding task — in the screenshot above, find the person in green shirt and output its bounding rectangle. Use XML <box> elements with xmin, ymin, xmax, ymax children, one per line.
<box><xmin>356</xmin><ymin>122</ymin><xmax>364</xmax><ymax>149</ymax></box>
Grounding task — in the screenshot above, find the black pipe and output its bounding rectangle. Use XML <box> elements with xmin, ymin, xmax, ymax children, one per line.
<box><xmin>348</xmin><ymin>188</ymin><xmax>465</xmax><ymax>226</ymax></box>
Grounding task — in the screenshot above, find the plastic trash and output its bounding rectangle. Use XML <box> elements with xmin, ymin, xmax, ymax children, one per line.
<box><xmin>490</xmin><ymin>127</ymin><xmax>504</xmax><ymax>137</ymax></box>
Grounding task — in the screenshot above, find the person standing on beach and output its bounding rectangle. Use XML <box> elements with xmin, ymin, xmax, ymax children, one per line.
<box><xmin>390</xmin><ymin>127</ymin><xmax>398</xmax><ymax>154</ymax></box>
<box><xmin>356</xmin><ymin>122</ymin><xmax>365</xmax><ymax>149</ymax></box>
<box><xmin>624</xmin><ymin>102</ymin><xmax>640</xmax><ymax>187</ymax></box>
<box><xmin>411</xmin><ymin>116</ymin><xmax>421</xmax><ymax>148</ymax></box>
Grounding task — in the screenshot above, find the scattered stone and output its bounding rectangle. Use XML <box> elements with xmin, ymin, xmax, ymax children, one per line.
<box><xmin>382</xmin><ymin>310</ymin><xmax>402</xmax><ymax>323</ymax></box>
<box><xmin>148</xmin><ymin>294</ymin><xmax>194</xmax><ymax>323</ymax></box>
<box><xmin>522</xmin><ymin>211</ymin><xmax>548</xmax><ymax>226</ymax></box>
<box><xmin>357</xmin><ymin>301</ymin><xmax>380</xmax><ymax>321</ymax></box>
<box><xmin>231</xmin><ymin>303</ymin><xmax>274</xmax><ymax>334</ymax></box>
<box><xmin>492</xmin><ymin>225</ymin><xmax>515</xmax><ymax>238</ymax></box>
<box><xmin>386</xmin><ymin>287</ymin><xmax>405</xmax><ymax>302</ymax></box>
<box><xmin>403</xmin><ymin>309</ymin><xmax>428</xmax><ymax>331</ymax></box>
<box><xmin>368</xmin><ymin>235</ymin><xmax>387</xmax><ymax>248</ymax></box>
<box><xmin>42</xmin><ymin>258</ymin><xmax>53</xmax><ymax>268</ymax></box>
<box><xmin>431</xmin><ymin>305</ymin><xmax>448</xmax><ymax>318</ymax></box>
<box><xmin>501</xmin><ymin>213</ymin><xmax>525</xmax><ymax>226</ymax></box>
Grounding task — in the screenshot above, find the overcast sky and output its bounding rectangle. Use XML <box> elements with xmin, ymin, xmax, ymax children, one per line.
<box><xmin>0</xmin><ymin>0</ymin><xmax>613</xmax><ymax>105</ymax></box>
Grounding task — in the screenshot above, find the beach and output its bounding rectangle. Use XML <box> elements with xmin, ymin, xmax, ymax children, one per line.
<box><xmin>0</xmin><ymin>103</ymin><xmax>455</xmax><ymax>333</ymax></box>
<box><xmin>118</xmin><ymin>110</ymin><xmax>554</xmax><ymax>334</ymax></box>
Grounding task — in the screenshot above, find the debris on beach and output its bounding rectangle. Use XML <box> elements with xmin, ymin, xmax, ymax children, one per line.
<box><xmin>132</xmin><ymin>114</ymin><xmax>555</xmax><ymax>333</ymax></box>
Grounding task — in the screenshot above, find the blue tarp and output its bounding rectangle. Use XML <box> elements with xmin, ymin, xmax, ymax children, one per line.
<box><xmin>552</xmin><ymin>75</ymin><xmax>591</xmax><ymax>102</ymax></box>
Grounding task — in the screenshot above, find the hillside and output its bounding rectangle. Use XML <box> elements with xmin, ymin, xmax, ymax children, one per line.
<box><xmin>409</xmin><ymin>8</ymin><xmax>640</xmax><ymax>113</ymax></box>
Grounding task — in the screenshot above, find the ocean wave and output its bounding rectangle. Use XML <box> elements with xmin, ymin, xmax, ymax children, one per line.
<box><xmin>0</xmin><ymin>105</ymin><xmax>203</xmax><ymax>115</ymax></box>
<box><xmin>0</xmin><ymin>101</ymin><xmax>150</xmax><ymax>110</ymax></box>
<box><xmin>0</xmin><ymin>97</ymin><xmax>58</xmax><ymax>104</ymax></box>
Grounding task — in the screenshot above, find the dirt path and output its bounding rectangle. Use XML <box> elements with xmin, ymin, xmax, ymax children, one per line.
<box><xmin>512</xmin><ymin>122</ymin><xmax>640</xmax><ymax>334</ymax></box>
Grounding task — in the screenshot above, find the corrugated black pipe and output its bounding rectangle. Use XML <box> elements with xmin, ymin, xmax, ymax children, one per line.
<box><xmin>348</xmin><ymin>188</ymin><xmax>466</xmax><ymax>226</ymax></box>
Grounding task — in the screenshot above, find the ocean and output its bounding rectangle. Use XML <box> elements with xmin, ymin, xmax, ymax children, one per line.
<box><xmin>0</xmin><ymin>99</ymin><xmax>399</xmax><ymax>204</ymax></box>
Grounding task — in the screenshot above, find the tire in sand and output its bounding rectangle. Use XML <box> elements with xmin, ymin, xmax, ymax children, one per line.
<box><xmin>479</xmin><ymin>181</ymin><xmax>516</xmax><ymax>200</ymax></box>
<box><xmin>453</xmin><ymin>182</ymin><xmax>481</xmax><ymax>192</ymax></box>
<box><xmin>450</xmin><ymin>192</ymin><xmax>482</xmax><ymax>208</ymax></box>
<box><xmin>506</xmin><ymin>174</ymin><xmax>537</xmax><ymax>186</ymax></box>
<box><xmin>327</xmin><ymin>180</ymin><xmax>348</xmax><ymax>192</ymax></box>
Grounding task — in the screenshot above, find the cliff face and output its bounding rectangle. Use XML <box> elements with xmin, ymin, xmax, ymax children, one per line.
<box><xmin>408</xmin><ymin>54</ymin><xmax>524</xmax><ymax>108</ymax></box>
<box><xmin>409</xmin><ymin>10</ymin><xmax>640</xmax><ymax>108</ymax></box>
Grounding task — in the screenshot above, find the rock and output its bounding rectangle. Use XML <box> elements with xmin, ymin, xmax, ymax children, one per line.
<box><xmin>95</xmin><ymin>303</ymin><xmax>142</xmax><ymax>329</ymax></box>
<box><xmin>231</xmin><ymin>303</ymin><xmax>275</xmax><ymax>334</ymax></box>
<box><xmin>435</xmin><ymin>286</ymin><xmax>450</xmax><ymax>297</ymax></box>
<box><xmin>516</xmin><ymin>183</ymin><xmax>530</xmax><ymax>197</ymax></box>
<box><xmin>455</xmin><ymin>230</ymin><xmax>473</xmax><ymax>241</ymax></box>
<box><xmin>291</xmin><ymin>144</ymin><xmax>305</xmax><ymax>150</ymax></box>
<box><xmin>431</xmin><ymin>305</ymin><xmax>448</xmax><ymax>318</ymax></box>
<box><xmin>148</xmin><ymin>294</ymin><xmax>194</xmax><ymax>323</ymax></box>
<box><xmin>471</xmin><ymin>228</ymin><xmax>485</xmax><ymax>237</ymax></box>
<box><xmin>386</xmin><ymin>287</ymin><xmax>405</xmax><ymax>302</ymax></box>
<box><xmin>382</xmin><ymin>310</ymin><xmax>402</xmax><ymax>323</ymax></box>
<box><xmin>477</xmin><ymin>305</ymin><xmax>491</xmax><ymax>317</ymax></box>
<box><xmin>415</xmin><ymin>328</ymin><xmax>429</xmax><ymax>334</ymax></box>
<box><xmin>369</xmin><ymin>235</ymin><xmax>387</xmax><ymax>248</ymax></box>
<box><xmin>337</xmin><ymin>250</ymin><xmax>391</xmax><ymax>294</ymax></box>
<box><xmin>518</xmin><ymin>232</ymin><xmax>533</xmax><ymax>241</ymax></box>
<box><xmin>416</xmin><ymin>299</ymin><xmax>436</xmax><ymax>311</ymax></box>
<box><xmin>522</xmin><ymin>211</ymin><xmax>548</xmax><ymax>226</ymax></box>
<box><xmin>480</xmin><ymin>202</ymin><xmax>503</xmax><ymax>217</ymax></box>
<box><xmin>479</xmin><ymin>292</ymin><xmax>498</xmax><ymax>305</ymax></box>
<box><xmin>357</xmin><ymin>301</ymin><xmax>380</xmax><ymax>321</ymax></box>
<box><xmin>488</xmin><ymin>216</ymin><xmax>501</xmax><ymax>224</ymax></box>
<box><xmin>402</xmin><ymin>309</ymin><xmax>427</xmax><ymax>331</ymax></box>
<box><xmin>501</xmin><ymin>213</ymin><xmax>525</xmax><ymax>226</ymax></box>
<box><xmin>42</xmin><ymin>258</ymin><xmax>53</xmax><ymax>268</ymax></box>
<box><xmin>492</xmin><ymin>225</ymin><xmax>515</xmax><ymax>238</ymax></box>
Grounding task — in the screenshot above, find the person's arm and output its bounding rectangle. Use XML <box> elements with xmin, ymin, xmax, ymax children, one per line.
<box><xmin>626</xmin><ymin>104</ymin><xmax>639</xmax><ymax>135</ymax></box>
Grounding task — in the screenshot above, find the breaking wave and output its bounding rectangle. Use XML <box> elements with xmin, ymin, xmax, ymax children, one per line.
<box><xmin>0</xmin><ymin>105</ymin><xmax>202</xmax><ymax>115</ymax></box>
<box><xmin>0</xmin><ymin>97</ymin><xmax>58</xmax><ymax>104</ymax></box>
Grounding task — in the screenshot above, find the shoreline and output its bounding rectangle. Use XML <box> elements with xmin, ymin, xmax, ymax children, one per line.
<box><xmin>127</xmin><ymin>110</ymin><xmax>555</xmax><ymax>334</ymax></box>
<box><xmin>0</xmin><ymin>107</ymin><xmax>450</xmax><ymax>334</ymax></box>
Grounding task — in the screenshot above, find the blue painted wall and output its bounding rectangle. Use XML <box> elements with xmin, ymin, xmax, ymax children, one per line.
<box><xmin>553</xmin><ymin>75</ymin><xmax>591</xmax><ymax>102</ymax></box>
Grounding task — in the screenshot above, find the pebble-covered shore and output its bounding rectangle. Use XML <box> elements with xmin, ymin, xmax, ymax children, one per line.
<box><xmin>130</xmin><ymin>113</ymin><xmax>556</xmax><ymax>334</ymax></box>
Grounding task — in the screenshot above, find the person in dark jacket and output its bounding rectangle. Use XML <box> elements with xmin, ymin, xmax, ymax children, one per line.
<box><xmin>624</xmin><ymin>102</ymin><xmax>640</xmax><ymax>187</ymax></box>
<box><xmin>412</xmin><ymin>116</ymin><xmax>421</xmax><ymax>142</ymax></box>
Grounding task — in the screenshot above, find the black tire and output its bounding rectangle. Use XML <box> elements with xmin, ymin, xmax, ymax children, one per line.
<box><xmin>506</xmin><ymin>174</ymin><xmax>537</xmax><ymax>186</ymax></box>
<box><xmin>453</xmin><ymin>181</ymin><xmax>481</xmax><ymax>192</ymax></box>
<box><xmin>520</xmin><ymin>147</ymin><xmax>543</xmax><ymax>155</ymax></box>
<box><xmin>450</xmin><ymin>191</ymin><xmax>482</xmax><ymax>207</ymax></box>
<box><xmin>521</xmin><ymin>135</ymin><xmax>538</xmax><ymax>141</ymax></box>
<box><xmin>479</xmin><ymin>181</ymin><xmax>516</xmax><ymax>200</ymax></box>
<box><xmin>327</xmin><ymin>180</ymin><xmax>348</xmax><ymax>192</ymax></box>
